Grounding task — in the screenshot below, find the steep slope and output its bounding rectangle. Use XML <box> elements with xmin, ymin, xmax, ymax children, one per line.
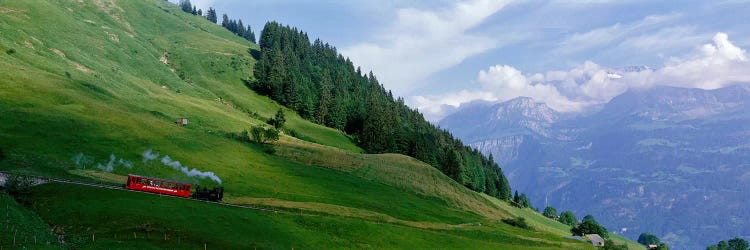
<box><xmin>0</xmin><ymin>0</ymin><xmax>609</xmax><ymax>248</ymax></box>
<box><xmin>441</xmin><ymin>85</ymin><xmax>750</xmax><ymax>249</ymax></box>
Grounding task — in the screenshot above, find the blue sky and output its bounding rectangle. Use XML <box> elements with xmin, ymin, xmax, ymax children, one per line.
<box><xmin>183</xmin><ymin>0</ymin><xmax>750</xmax><ymax>121</ymax></box>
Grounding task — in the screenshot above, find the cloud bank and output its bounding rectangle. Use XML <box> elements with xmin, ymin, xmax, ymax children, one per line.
<box><xmin>342</xmin><ymin>0</ymin><xmax>514</xmax><ymax>94</ymax></box>
<box><xmin>414</xmin><ymin>32</ymin><xmax>749</xmax><ymax>121</ymax></box>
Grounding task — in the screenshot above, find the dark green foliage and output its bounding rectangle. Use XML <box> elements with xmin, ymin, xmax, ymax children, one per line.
<box><xmin>206</xmin><ymin>7</ymin><xmax>217</xmax><ymax>23</ymax></box>
<box><xmin>6</xmin><ymin>48</ymin><xmax>15</xmax><ymax>54</ymax></box>
<box><xmin>221</xmin><ymin>14</ymin><xmax>229</xmax><ymax>29</ymax></box>
<box><xmin>249</xmin><ymin>21</ymin><xmax>512</xmax><ymax>200</ymax></box>
<box><xmin>225</xmin><ymin>129</ymin><xmax>251</xmax><ymax>143</ymax></box>
<box><xmin>571</xmin><ymin>215</ymin><xmax>608</xmax><ymax>237</ymax></box>
<box><xmin>603</xmin><ymin>239</ymin><xmax>629</xmax><ymax>250</ymax></box>
<box><xmin>729</xmin><ymin>238</ymin><xmax>749</xmax><ymax>250</ymax></box>
<box><xmin>178</xmin><ymin>0</ymin><xmax>191</xmax><ymax>13</ymax></box>
<box><xmin>708</xmin><ymin>238</ymin><xmax>749</xmax><ymax>250</ymax></box>
<box><xmin>250</xmin><ymin>126</ymin><xmax>280</xmax><ymax>144</ymax></box>
<box><xmin>263</xmin><ymin>127</ymin><xmax>280</xmax><ymax>142</ymax></box>
<box><xmin>511</xmin><ymin>191</ymin><xmax>531</xmax><ymax>208</ymax></box>
<box><xmin>65</xmin><ymin>71</ymin><xmax>72</xmax><ymax>78</ymax></box>
<box><xmin>217</xmin><ymin>13</ymin><xmax>255</xmax><ymax>43</ymax></box>
<box><xmin>4</xmin><ymin>175</ymin><xmax>34</xmax><ymax>203</ymax></box>
<box><xmin>519</xmin><ymin>193</ymin><xmax>531</xmax><ymax>208</ymax></box>
<box><xmin>655</xmin><ymin>243</ymin><xmax>669</xmax><ymax>250</ymax></box>
<box><xmin>637</xmin><ymin>233</ymin><xmax>660</xmax><ymax>246</ymax></box>
<box><xmin>542</xmin><ymin>206</ymin><xmax>557</xmax><ymax>219</ymax></box>
<box><xmin>0</xmin><ymin>147</ymin><xmax>5</xmax><ymax>161</ymax></box>
<box><xmin>267</xmin><ymin>109</ymin><xmax>286</xmax><ymax>129</ymax></box>
<box><xmin>502</xmin><ymin>217</ymin><xmax>532</xmax><ymax>230</ymax></box>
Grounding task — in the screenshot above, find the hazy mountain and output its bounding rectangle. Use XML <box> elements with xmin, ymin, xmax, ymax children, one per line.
<box><xmin>439</xmin><ymin>84</ymin><xmax>750</xmax><ymax>249</ymax></box>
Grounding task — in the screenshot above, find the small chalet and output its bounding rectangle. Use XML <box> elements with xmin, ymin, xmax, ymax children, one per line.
<box><xmin>175</xmin><ymin>118</ymin><xmax>188</xmax><ymax>126</ymax></box>
<box><xmin>586</xmin><ymin>234</ymin><xmax>605</xmax><ymax>247</ymax></box>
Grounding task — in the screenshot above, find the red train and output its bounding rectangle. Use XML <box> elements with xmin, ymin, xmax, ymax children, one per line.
<box><xmin>126</xmin><ymin>174</ymin><xmax>192</xmax><ymax>198</ymax></box>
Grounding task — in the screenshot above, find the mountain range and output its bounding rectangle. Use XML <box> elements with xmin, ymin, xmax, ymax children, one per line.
<box><xmin>440</xmin><ymin>84</ymin><xmax>750</xmax><ymax>249</ymax></box>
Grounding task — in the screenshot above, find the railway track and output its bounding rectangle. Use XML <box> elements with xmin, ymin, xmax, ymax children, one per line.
<box><xmin>0</xmin><ymin>171</ymin><xmax>284</xmax><ymax>214</ymax></box>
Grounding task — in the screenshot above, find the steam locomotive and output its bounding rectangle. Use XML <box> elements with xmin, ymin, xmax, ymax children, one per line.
<box><xmin>126</xmin><ymin>174</ymin><xmax>223</xmax><ymax>202</ymax></box>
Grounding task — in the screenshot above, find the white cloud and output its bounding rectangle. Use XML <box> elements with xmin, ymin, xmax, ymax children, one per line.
<box><xmin>415</xmin><ymin>32</ymin><xmax>750</xmax><ymax>122</ymax></box>
<box><xmin>619</xmin><ymin>26</ymin><xmax>705</xmax><ymax>52</ymax></box>
<box><xmin>342</xmin><ymin>0</ymin><xmax>515</xmax><ymax>94</ymax></box>
<box><xmin>555</xmin><ymin>14</ymin><xmax>681</xmax><ymax>55</ymax></box>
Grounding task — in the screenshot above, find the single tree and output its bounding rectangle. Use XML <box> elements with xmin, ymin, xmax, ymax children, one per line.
<box><xmin>729</xmin><ymin>238</ymin><xmax>749</xmax><ymax>250</ymax></box>
<box><xmin>543</xmin><ymin>206</ymin><xmax>558</xmax><ymax>219</ymax></box>
<box><xmin>179</xmin><ymin>0</ymin><xmax>192</xmax><ymax>13</ymax></box>
<box><xmin>206</xmin><ymin>7</ymin><xmax>217</xmax><ymax>23</ymax></box>
<box><xmin>519</xmin><ymin>193</ymin><xmax>531</xmax><ymax>208</ymax></box>
<box><xmin>571</xmin><ymin>216</ymin><xmax>608</xmax><ymax>237</ymax></box>
<box><xmin>637</xmin><ymin>233</ymin><xmax>661</xmax><ymax>246</ymax></box>
<box><xmin>267</xmin><ymin>109</ymin><xmax>286</xmax><ymax>129</ymax></box>
<box><xmin>513</xmin><ymin>191</ymin><xmax>520</xmax><ymax>206</ymax></box>
<box><xmin>559</xmin><ymin>211</ymin><xmax>578</xmax><ymax>227</ymax></box>
<box><xmin>221</xmin><ymin>14</ymin><xmax>230</xmax><ymax>28</ymax></box>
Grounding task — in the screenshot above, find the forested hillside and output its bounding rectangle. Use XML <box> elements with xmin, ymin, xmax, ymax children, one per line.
<box><xmin>0</xmin><ymin>0</ymin><xmax>643</xmax><ymax>248</ymax></box>
<box><xmin>251</xmin><ymin>22</ymin><xmax>512</xmax><ymax>200</ymax></box>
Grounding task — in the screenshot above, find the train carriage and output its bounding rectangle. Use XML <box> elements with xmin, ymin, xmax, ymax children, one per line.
<box><xmin>126</xmin><ymin>174</ymin><xmax>192</xmax><ymax>198</ymax></box>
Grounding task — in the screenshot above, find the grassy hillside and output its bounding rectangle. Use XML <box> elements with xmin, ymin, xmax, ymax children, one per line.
<box><xmin>0</xmin><ymin>0</ymin><xmax>640</xmax><ymax>248</ymax></box>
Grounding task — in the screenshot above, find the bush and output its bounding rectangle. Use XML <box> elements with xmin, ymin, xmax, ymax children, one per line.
<box><xmin>249</xmin><ymin>126</ymin><xmax>280</xmax><ymax>144</ymax></box>
<box><xmin>6</xmin><ymin>48</ymin><xmax>15</xmax><ymax>55</ymax></box>
<box><xmin>603</xmin><ymin>239</ymin><xmax>629</xmax><ymax>250</ymax></box>
<box><xmin>225</xmin><ymin>129</ymin><xmax>251</xmax><ymax>143</ymax></box>
<box><xmin>267</xmin><ymin>109</ymin><xmax>286</xmax><ymax>129</ymax></box>
<box><xmin>502</xmin><ymin>216</ymin><xmax>531</xmax><ymax>230</ymax></box>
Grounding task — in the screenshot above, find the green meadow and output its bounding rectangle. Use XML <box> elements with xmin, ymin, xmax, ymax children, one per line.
<box><xmin>0</xmin><ymin>0</ymin><xmax>640</xmax><ymax>248</ymax></box>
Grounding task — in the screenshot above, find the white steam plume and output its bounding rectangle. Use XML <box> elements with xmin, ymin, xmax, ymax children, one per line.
<box><xmin>144</xmin><ymin>151</ymin><xmax>222</xmax><ymax>185</ymax></box>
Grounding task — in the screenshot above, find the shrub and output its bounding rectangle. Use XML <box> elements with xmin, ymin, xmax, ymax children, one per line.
<box><xmin>6</xmin><ymin>48</ymin><xmax>16</xmax><ymax>55</ymax></box>
<box><xmin>249</xmin><ymin>126</ymin><xmax>280</xmax><ymax>144</ymax></box>
<box><xmin>502</xmin><ymin>216</ymin><xmax>531</xmax><ymax>230</ymax></box>
<box><xmin>267</xmin><ymin>109</ymin><xmax>286</xmax><ymax>129</ymax></box>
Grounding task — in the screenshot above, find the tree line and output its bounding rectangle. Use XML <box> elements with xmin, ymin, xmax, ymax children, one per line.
<box><xmin>178</xmin><ymin>0</ymin><xmax>256</xmax><ymax>43</ymax></box>
<box><xmin>250</xmin><ymin>21</ymin><xmax>512</xmax><ymax>201</ymax></box>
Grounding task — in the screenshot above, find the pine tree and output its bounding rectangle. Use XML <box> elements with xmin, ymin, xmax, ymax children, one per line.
<box><xmin>249</xmin><ymin>21</ymin><xmax>517</xmax><ymax>200</ymax></box>
<box><xmin>221</xmin><ymin>14</ymin><xmax>230</xmax><ymax>28</ymax></box>
<box><xmin>191</xmin><ymin>5</ymin><xmax>197</xmax><ymax>15</ymax></box>
<box><xmin>179</xmin><ymin>0</ymin><xmax>192</xmax><ymax>13</ymax></box>
<box><xmin>197</xmin><ymin>9</ymin><xmax>202</xmax><ymax>16</ymax></box>
<box><xmin>315</xmin><ymin>70</ymin><xmax>332</xmax><ymax>124</ymax></box>
<box><xmin>237</xmin><ymin>20</ymin><xmax>246</xmax><ymax>37</ymax></box>
<box><xmin>244</xmin><ymin>25</ymin><xmax>256</xmax><ymax>43</ymax></box>
<box><xmin>206</xmin><ymin>8</ymin><xmax>217</xmax><ymax>23</ymax></box>
<box><xmin>519</xmin><ymin>193</ymin><xmax>530</xmax><ymax>208</ymax></box>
